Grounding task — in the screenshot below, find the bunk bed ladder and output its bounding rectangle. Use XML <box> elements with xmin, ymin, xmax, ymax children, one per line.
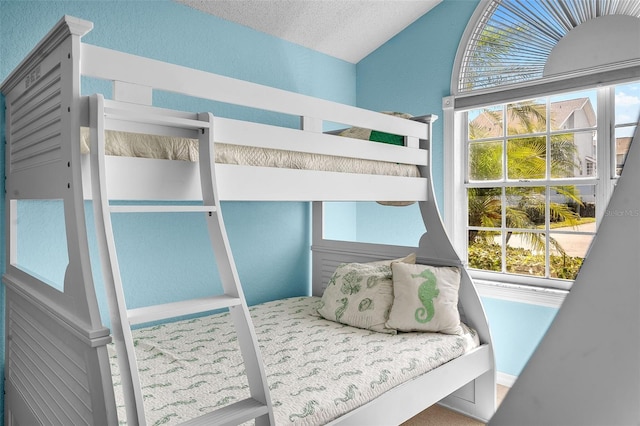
<box><xmin>88</xmin><ymin>94</ymin><xmax>274</xmax><ymax>426</ymax></box>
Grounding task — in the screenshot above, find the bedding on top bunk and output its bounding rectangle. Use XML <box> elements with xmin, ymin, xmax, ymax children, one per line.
<box><xmin>79</xmin><ymin>129</ymin><xmax>420</xmax><ymax>178</ymax></box>
<box><xmin>109</xmin><ymin>296</ymin><xmax>479</xmax><ymax>425</ymax></box>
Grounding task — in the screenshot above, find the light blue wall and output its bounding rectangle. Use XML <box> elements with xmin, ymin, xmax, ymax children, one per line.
<box><xmin>354</xmin><ymin>0</ymin><xmax>561</xmax><ymax>377</ymax></box>
<box><xmin>323</xmin><ymin>202</ymin><xmax>425</xmax><ymax>246</ymax></box>
<box><xmin>481</xmin><ymin>298</ymin><xmax>558</xmax><ymax>376</ymax></box>
<box><xmin>0</xmin><ymin>1</ymin><xmax>356</xmax><ymax>421</ymax></box>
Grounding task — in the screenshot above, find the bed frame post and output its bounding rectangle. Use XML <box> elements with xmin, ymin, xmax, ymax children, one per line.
<box><xmin>2</xmin><ymin>16</ymin><xmax>118</xmax><ymax>425</ymax></box>
<box><xmin>414</xmin><ymin>114</ymin><xmax>497</xmax><ymax>421</ymax></box>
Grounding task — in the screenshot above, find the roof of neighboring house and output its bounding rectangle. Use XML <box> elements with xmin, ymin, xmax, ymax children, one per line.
<box><xmin>551</xmin><ymin>98</ymin><xmax>596</xmax><ymax>129</ymax></box>
<box><xmin>617</xmin><ymin>137</ymin><xmax>633</xmax><ymax>156</ymax></box>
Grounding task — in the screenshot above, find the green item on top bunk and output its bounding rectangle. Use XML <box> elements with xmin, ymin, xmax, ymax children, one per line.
<box><xmin>338</xmin><ymin>111</ymin><xmax>412</xmax><ymax>146</ymax></box>
<box><xmin>369</xmin><ymin>129</ymin><xmax>405</xmax><ymax>146</ymax></box>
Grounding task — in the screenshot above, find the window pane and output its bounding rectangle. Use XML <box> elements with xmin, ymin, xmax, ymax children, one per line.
<box><xmin>550</xmin><ymin>131</ymin><xmax>595</xmax><ymax>178</ymax></box>
<box><xmin>549</xmin><ymin>90</ymin><xmax>597</xmax><ymax>131</ymax></box>
<box><xmin>615</xmin><ymin>82</ymin><xmax>640</xmax><ymax>125</ymax></box>
<box><xmin>468</xmin><ymin>188</ymin><xmax>502</xmax><ymax>229</ymax></box>
<box><xmin>549</xmin><ymin>231</ymin><xmax>592</xmax><ymax>280</ymax></box>
<box><xmin>549</xmin><ymin>185</ymin><xmax>582</xmax><ymax>225</ymax></box>
<box><xmin>568</xmin><ymin>185</ymin><xmax>597</xmax><ymax>219</ymax></box>
<box><xmin>614</xmin><ymin>82</ymin><xmax>639</xmax><ymax>177</ymax></box>
<box><xmin>507</xmin><ymin>136</ymin><xmax>546</xmax><ymax>179</ymax></box>
<box><xmin>505</xmin><ymin>186</ymin><xmax>545</xmax><ymax>229</ymax></box>
<box><xmin>507</xmin><ymin>99</ymin><xmax>546</xmax><ymax>135</ymax></box>
<box><xmin>615</xmin><ymin>126</ymin><xmax>635</xmax><ymax>177</ymax></box>
<box><xmin>468</xmin><ymin>106</ymin><xmax>503</xmax><ymax>140</ymax></box>
<box><xmin>468</xmin><ymin>140</ymin><xmax>503</xmax><ymax>181</ymax></box>
<box><xmin>468</xmin><ymin>231</ymin><xmax>502</xmax><ymax>273</ymax></box>
<box><xmin>506</xmin><ymin>232</ymin><xmax>545</xmax><ymax>277</ymax></box>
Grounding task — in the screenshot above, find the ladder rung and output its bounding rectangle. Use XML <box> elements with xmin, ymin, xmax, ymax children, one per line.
<box><xmin>109</xmin><ymin>205</ymin><xmax>217</xmax><ymax>214</ymax></box>
<box><xmin>104</xmin><ymin>105</ymin><xmax>208</xmax><ymax>130</ymax></box>
<box><xmin>127</xmin><ymin>295</ymin><xmax>241</xmax><ymax>325</ymax></box>
<box><xmin>181</xmin><ymin>398</ymin><xmax>270</xmax><ymax>426</ymax></box>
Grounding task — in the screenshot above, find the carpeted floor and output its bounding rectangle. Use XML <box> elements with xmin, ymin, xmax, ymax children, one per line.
<box><xmin>401</xmin><ymin>385</ymin><xmax>510</xmax><ymax>426</ymax></box>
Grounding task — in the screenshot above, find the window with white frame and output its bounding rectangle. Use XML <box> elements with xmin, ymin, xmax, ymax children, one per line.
<box><xmin>446</xmin><ymin>0</ymin><xmax>640</xmax><ymax>291</ymax></box>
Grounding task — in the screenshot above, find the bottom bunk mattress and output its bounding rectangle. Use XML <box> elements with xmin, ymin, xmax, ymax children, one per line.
<box><xmin>109</xmin><ymin>296</ymin><xmax>479</xmax><ymax>425</ymax></box>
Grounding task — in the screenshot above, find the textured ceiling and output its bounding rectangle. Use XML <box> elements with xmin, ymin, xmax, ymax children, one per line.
<box><xmin>175</xmin><ymin>0</ymin><xmax>441</xmax><ymax>63</ymax></box>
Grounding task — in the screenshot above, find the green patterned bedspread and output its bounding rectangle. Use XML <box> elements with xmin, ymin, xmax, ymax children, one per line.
<box><xmin>110</xmin><ymin>297</ymin><xmax>479</xmax><ymax>425</ymax></box>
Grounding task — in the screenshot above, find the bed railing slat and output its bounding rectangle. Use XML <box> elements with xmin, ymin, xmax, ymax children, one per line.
<box><xmin>81</xmin><ymin>44</ymin><xmax>429</xmax><ymax>139</ymax></box>
<box><xmin>109</xmin><ymin>204</ymin><xmax>216</xmax><ymax>214</ymax></box>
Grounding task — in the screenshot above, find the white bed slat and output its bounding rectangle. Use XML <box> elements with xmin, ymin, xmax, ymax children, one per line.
<box><xmin>216</xmin><ymin>164</ymin><xmax>429</xmax><ymax>202</ymax></box>
<box><xmin>80</xmin><ymin>156</ymin><xmax>429</xmax><ymax>202</ymax></box>
<box><xmin>80</xmin><ymin>44</ymin><xmax>428</xmax><ymax>139</ymax></box>
<box><xmin>127</xmin><ymin>295</ymin><xmax>242</xmax><ymax>326</ymax></box>
<box><xmin>103</xmin><ymin>103</ymin><xmax>205</xmax><ymax>130</ymax></box>
<box><xmin>98</xmin><ymin>99</ymin><xmax>428</xmax><ymax>167</ymax></box>
<box><xmin>214</xmin><ymin>116</ymin><xmax>428</xmax><ymax>166</ymax></box>
<box><xmin>109</xmin><ymin>205</ymin><xmax>216</xmax><ymax>214</ymax></box>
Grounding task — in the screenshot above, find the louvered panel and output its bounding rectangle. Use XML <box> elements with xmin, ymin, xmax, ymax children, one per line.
<box><xmin>7</xmin><ymin>63</ymin><xmax>63</xmax><ymax>173</ymax></box>
<box><xmin>7</xmin><ymin>295</ymin><xmax>95</xmax><ymax>425</ymax></box>
<box><xmin>319</xmin><ymin>258</ymin><xmax>344</xmax><ymax>290</ymax></box>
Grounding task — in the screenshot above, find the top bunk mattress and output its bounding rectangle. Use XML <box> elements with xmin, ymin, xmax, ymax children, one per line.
<box><xmin>110</xmin><ymin>296</ymin><xmax>479</xmax><ymax>425</ymax></box>
<box><xmin>80</xmin><ymin>129</ymin><xmax>421</xmax><ymax>178</ymax></box>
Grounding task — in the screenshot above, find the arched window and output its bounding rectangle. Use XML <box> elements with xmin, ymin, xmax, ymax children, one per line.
<box><xmin>444</xmin><ymin>0</ymin><xmax>640</xmax><ymax>294</ymax></box>
<box><xmin>455</xmin><ymin>0</ymin><xmax>640</xmax><ymax>94</ymax></box>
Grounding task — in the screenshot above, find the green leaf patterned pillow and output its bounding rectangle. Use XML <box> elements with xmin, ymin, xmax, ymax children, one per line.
<box><xmin>317</xmin><ymin>254</ymin><xmax>415</xmax><ymax>334</ymax></box>
<box><xmin>386</xmin><ymin>262</ymin><xmax>463</xmax><ymax>335</ymax></box>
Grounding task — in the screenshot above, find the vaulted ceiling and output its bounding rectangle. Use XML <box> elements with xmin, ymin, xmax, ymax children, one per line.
<box><xmin>175</xmin><ymin>0</ymin><xmax>441</xmax><ymax>63</ymax></box>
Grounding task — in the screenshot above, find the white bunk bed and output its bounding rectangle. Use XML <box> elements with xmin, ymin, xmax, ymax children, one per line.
<box><xmin>1</xmin><ymin>15</ymin><xmax>496</xmax><ymax>425</ymax></box>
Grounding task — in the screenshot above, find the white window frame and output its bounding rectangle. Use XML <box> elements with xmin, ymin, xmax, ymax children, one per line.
<box><xmin>444</xmin><ymin>79</ymin><xmax>639</xmax><ymax>304</ymax></box>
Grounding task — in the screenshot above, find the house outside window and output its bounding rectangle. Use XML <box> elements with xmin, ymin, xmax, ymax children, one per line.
<box><xmin>445</xmin><ymin>0</ymin><xmax>640</xmax><ymax>292</ymax></box>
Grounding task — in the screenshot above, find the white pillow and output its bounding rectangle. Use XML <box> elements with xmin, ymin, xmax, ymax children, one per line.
<box><xmin>317</xmin><ymin>254</ymin><xmax>415</xmax><ymax>334</ymax></box>
<box><xmin>386</xmin><ymin>262</ymin><xmax>463</xmax><ymax>335</ymax></box>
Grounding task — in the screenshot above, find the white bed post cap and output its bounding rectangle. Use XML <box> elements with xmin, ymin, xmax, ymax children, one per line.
<box><xmin>0</xmin><ymin>15</ymin><xmax>93</xmax><ymax>94</ymax></box>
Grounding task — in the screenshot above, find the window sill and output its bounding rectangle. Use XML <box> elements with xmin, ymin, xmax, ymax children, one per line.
<box><xmin>471</xmin><ymin>275</ymin><xmax>568</xmax><ymax>308</ymax></box>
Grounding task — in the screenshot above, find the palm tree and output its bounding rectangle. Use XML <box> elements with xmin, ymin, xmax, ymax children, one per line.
<box><xmin>467</xmin><ymin>101</ymin><xmax>583</xmax><ymax>257</ymax></box>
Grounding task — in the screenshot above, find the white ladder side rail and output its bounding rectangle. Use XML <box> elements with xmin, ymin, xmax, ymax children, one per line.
<box><xmin>198</xmin><ymin>112</ymin><xmax>274</xmax><ymax>425</ymax></box>
<box><xmin>89</xmin><ymin>94</ymin><xmax>146</xmax><ymax>426</ymax></box>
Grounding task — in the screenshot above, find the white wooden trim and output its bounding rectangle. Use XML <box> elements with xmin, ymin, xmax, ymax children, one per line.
<box><xmin>474</xmin><ymin>279</ymin><xmax>567</xmax><ymax>308</ymax></box>
<box><xmin>442</xmin><ymin>96</ymin><xmax>454</xmax><ymax>235</ymax></box>
<box><xmin>497</xmin><ymin>372</ymin><xmax>517</xmax><ymax>388</ymax></box>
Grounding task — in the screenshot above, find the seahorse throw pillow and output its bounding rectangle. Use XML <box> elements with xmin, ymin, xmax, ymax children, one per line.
<box><xmin>386</xmin><ymin>263</ymin><xmax>463</xmax><ymax>335</ymax></box>
<box><xmin>317</xmin><ymin>254</ymin><xmax>415</xmax><ymax>334</ymax></box>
